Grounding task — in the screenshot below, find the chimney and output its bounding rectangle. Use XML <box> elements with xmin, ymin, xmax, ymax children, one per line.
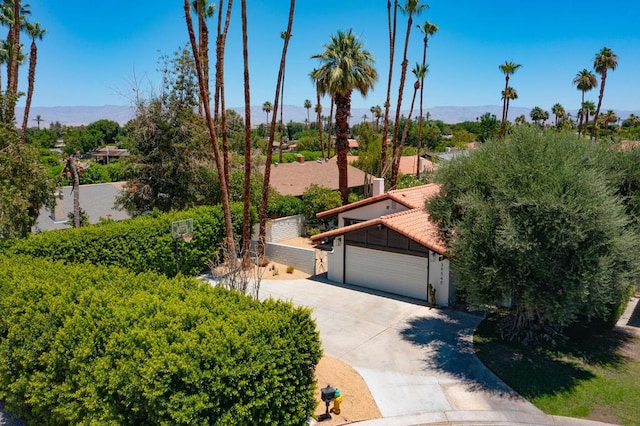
<box><xmin>418</xmin><ymin>157</ymin><xmax>425</xmax><ymax>172</ymax></box>
<box><xmin>372</xmin><ymin>177</ymin><xmax>384</xmax><ymax>197</ymax></box>
<box><xmin>296</xmin><ymin>154</ymin><xmax>304</xmax><ymax>163</ymax></box>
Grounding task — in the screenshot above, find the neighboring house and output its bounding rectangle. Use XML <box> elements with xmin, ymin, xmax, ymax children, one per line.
<box><xmin>397</xmin><ymin>155</ymin><xmax>434</xmax><ymax>175</ymax></box>
<box><xmin>33</xmin><ymin>182</ymin><xmax>130</xmax><ymax>232</ymax></box>
<box><xmin>259</xmin><ymin>157</ymin><xmax>367</xmax><ymax>196</ymax></box>
<box><xmin>91</xmin><ymin>146</ymin><xmax>130</xmax><ymax>164</ymax></box>
<box><xmin>310</xmin><ymin>180</ymin><xmax>455</xmax><ymax>306</ymax></box>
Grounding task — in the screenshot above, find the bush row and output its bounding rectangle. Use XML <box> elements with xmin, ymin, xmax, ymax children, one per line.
<box><xmin>0</xmin><ymin>256</ymin><xmax>322</xmax><ymax>424</ymax></box>
<box><xmin>6</xmin><ymin>203</ymin><xmax>256</xmax><ymax>277</ymax></box>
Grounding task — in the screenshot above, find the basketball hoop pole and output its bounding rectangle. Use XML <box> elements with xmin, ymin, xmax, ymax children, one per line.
<box><xmin>171</xmin><ymin>219</ymin><xmax>194</xmax><ymax>274</ymax></box>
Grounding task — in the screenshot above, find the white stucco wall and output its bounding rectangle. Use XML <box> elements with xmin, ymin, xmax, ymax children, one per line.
<box><xmin>338</xmin><ymin>200</ymin><xmax>407</xmax><ymax>226</ymax></box>
<box><xmin>251</xmin><ymin>214</ymin><xmax>305</xmax><ymax>243</ymax></box>
<box><xmin>327</xmin><ymin>236</ymin><xmax>345</xmax><ymax>283</ymax></box>
<box><xmin>428</xmin><ymin>253</ymin><xmax>451</xmax><ymax>306</ymax></box>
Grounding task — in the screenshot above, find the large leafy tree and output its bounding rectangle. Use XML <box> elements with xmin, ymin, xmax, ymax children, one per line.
<box><xmin>311</xmin><ymin>29</ymin><xmax>378</xmax><ymax>204</ymax></box>
<box><xmin>427</xmin><ymin>127</ymin><xmax>639</xmax><ymax>342</ymax></box>
<box><xmin>572</xmin><ymin>68</ymin><xmax>597</xmax><ymax>135</ymax></box>
<box><xmin>498</xmin><ymin>61</ymin><xmax>521</xmax><ymax>138</ymax></box>
<box><xmin>0</xmin><ymin>124</ymin><xmax>54</xmax><ymax>237</ymax></box>
<box><xmin>117</xmin><ymin>47</ymin><xmax>217</xmax><ymax>215</ymax></box>
<box><xmin>591</xmin><ymin>47</ymin><xmax>618</xmax><ymax>139</ymax></box>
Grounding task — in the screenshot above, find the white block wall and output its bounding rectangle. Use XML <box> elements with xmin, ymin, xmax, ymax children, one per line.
<box><xmin>265</xmin><ymin>243</ymin><xmax>316</xmax><ymax>275</ymax></box>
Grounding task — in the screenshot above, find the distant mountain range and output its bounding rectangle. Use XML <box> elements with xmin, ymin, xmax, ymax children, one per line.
<box><xmin>15</xmin><ymin>104</ymin><xmax>640</xmax><ymax>127</ymax></box>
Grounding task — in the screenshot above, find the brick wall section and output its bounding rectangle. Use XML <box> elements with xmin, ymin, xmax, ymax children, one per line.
<box><xmin>265</xmin><ymin>243</ymin><xmax>316</xmax><ymax>275</ymax></box>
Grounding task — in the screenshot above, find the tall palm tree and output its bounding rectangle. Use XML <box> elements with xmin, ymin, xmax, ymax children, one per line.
<box><xmin>370</xmin><ymin>104</ymin><xmax>382</xmax><ymax>131</ymax></box>
<box><xmin>313</xmin><ymin>85</ymin><xmax>324</xmax><ymax>159</ymax></box>
<box><xmin>591</xmin><ymin>47</ymin><xmax>618</xmax><ymax>139</ymax></box>
<box><xmin>311</xmin><ymin>29</ymin><xmax>378</xmax><ymax>204</ymax></box>
<box><xmin>601</xmin><ymin>109</ymin><xmax>617</xmax><ymax>136</ymax></box>
<box><xmin>582</xmin><ymin>100</ymin><xmax>596</xmax><ymax>134</ymax></box>
<box><xmin>390</xmin><ymin>0</ymin><xmax>427</xmax><ymax>179</ymax></box>
<box><xmin>304</xmin><ymin>98</ymin><xmax>312</xmax><ymax>128</ymax></box>
<box><xmin>21</xmin><ymin>21</ymin><xmax>45</xmax><ymax>142</ymax></box>
<box><xmin>184</xmin><ymin>0</ymin><xmax>235</xmax><ymax>262</ymax></box>
<box><xmin>278</xmin><ymin>30</ymin><xmax>291</xmax><ymax>163</ymax></box>
<box><xmin>573</xmin><ymin>69</ymin><xmax>597</xmax><ymax>135</ymax></box>
<box><xmin>500</xmin><ymin>86</ymin><xmax>518</xmax><ymax>135</ymax></box>
<box><xmin>191</xmin><ymin>0</ymin><xmax>215</xmax><ymax>116</ymax></box>
<box><xmin>416</xmin><ymin>20</ymin><xmax>437</xmax><ymax>177</ymax></box>
<box><xmin>498</xmin><ymin>61</ymin><xmax>522</xmax><ymax>138</ymax></box>
<box><xmin>258</xmin><ymin>0</ymin><xmax>295</xmax><ymax>261</ymax></box>
<box><xmin>262</xmin><ymin>100</ymin><xmax>272</xmax><ymax>131</ymax></box>
<box><xmin>380</xmin><ymin>0</ymin><xmax>399</xmax><ymax>179</ymax></box>
<box><xmin>392</xmin><ymin>63</ymin><xmax>426</xmax><ymax>186</ymax></box>
<box><xmin>551</xmin><ymin>103</ymin><xmax>565</xmax><ymax>128</ymax></box>
<box><xmin>240</xmin><ymin>0</ymin><xmax>252</xmax><ymax>269</ymax></box>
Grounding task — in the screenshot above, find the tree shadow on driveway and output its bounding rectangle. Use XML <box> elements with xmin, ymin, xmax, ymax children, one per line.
<box><xmin>399</xmin><ymin>310</ymin><xmax>524</xmax><ymax>396</ymax></box>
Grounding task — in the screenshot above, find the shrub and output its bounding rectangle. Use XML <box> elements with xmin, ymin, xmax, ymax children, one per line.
<box><xmin>268</xmin><ymin>194</ymin><xmax>304</xmax><ymax>218</ymax></box>
<box><xmin>0</xmin><ymin>256</ymin><xmax>322</xmax><ymax>424</ymax></box>
<box><xmin>286</xmin><ymin>265</ymin><xmax>295</xmax><ymax>274</ymax></box>
<box><xmin>6</xmin><ymin>203</ymin><xmax>255</xmax><ymax>277</ymax></box>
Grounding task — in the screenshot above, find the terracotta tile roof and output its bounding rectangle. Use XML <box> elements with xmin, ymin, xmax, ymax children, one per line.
<box><xmin>258</xmin><ymin>157</ymin><xmax>368</xmax><ymax>196</ymax></box>
<box><xmin>311</xmin><ymin>183</ymin><xmax>446</xmax><ymax>254</ymax></box>
<box><xmin>387</xmin><ymin>183</ymin><xmax>440</xmax><ymax>209</ymax></box>
<box><xmin>317</xmin><ymin>183</ymin><xmax>440</xmax><ymax>218</ymax></box>
<box><xmin>397</xmin><ymin>156</ymin><xmax>435</xmax><ymax>175</ymax></box>
<box><xmin>310</xmin><ymin>208</ymin><xmax>446</xmax><ymax>254</ymax></box>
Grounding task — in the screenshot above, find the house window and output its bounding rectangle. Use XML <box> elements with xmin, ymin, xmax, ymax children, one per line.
<box><xmin>344</xmin><ymin>218</ymin><xmax>365</xmax><ymax>227</ymax></box>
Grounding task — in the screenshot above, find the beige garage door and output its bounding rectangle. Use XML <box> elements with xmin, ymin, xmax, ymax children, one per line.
<box><xmin>345</xmin><ymin>245</ymin><xmax>428</xmax><ymax>301</ymax></box>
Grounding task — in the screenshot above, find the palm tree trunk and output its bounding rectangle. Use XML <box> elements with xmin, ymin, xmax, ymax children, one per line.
<box><xmin>240</xmin><ymin>0</ymin><xmax>252</xmax><ymax>270</ymax></box>
<box><xmin>21</xmin><ymin>40</ymin><xmax>37</xmax><ymax>143</ymax></box>
<box><xmin>380</xmin><ymin>0</ymin><xmax>398</xmax><ymax>179</ymax></box>
<box><xmin>316</xmin><ymin>86</ymin><xmax>325</xmax><ymax>160</ymax></box>
<box><xmin>499</xmin><ymin>76</ymin><xmax>509</xmax><ymax>138</ymax></box>
<box><xmin>392</xmin><ymin>83</ymin><xmax>418</xmax><ymax>186</ymax></box>
<box><xmin>258</xmin><ymin>0</ymin><xmax>295</xmax><ymax>260</ymax></box>
<box><xmin>279</xmin><ymin>62</ymin><xmax>286</xmax><ymax>163</ymax></box>
<box><xmin>417</xmin><ymin>34</ymin><xmax>428</xmax><ymax>177</ymax></box>
<box><xmin>592</xmin><ymin>71</ymin><xmax>607</xmax><ymax>140</ymax></box>
<box><xmin>390</xmin><ymin>7</ymin><xmax>413</xmax><ymax>187</ymax></box>
<box><xmin>328</xmin><ymin>95</ymin><xmax>335</xmax><ymax>158</ymax></box>
<box><xmin>184</xmin><ymin>0</ymin><xmax>236</xmax><ymax>260</ymax></box>
<box><xmin>335</xmin><ymin>91</ymin><xmax>351</xmax><ymax>205</ymax></box>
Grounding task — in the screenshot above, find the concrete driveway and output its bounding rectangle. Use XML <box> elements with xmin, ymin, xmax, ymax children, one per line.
<box><xmin>258</xmin><ymin>276</ymin><xmax>541</xmax><ymax>420</ymax></box>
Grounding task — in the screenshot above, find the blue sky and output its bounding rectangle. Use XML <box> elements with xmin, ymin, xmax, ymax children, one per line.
<box><xmin>18</xmin><ymin>0</ymin><xmax>640</xmax><ymax>114</ymax></box>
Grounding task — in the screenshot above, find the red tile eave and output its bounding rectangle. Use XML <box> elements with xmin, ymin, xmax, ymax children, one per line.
<box><xmin>310</xmin><ymin>218</ymin><xmax>383</xmax><ymax>241</ymax></box>
<box><xmin>310</xmin><ymin>209</ymin><xmax>447</xmax><ymax>255</ymax></box>
<box><xmin>316</xmin><ymin>193</ymin><xmax>394</xmax><ymax>219</ymax></box>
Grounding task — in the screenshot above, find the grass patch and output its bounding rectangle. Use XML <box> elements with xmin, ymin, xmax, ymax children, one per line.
<box><xmin>474</xmin><ymin>314</ymin><xmax>640</xmax><ymax>425</ymax></box>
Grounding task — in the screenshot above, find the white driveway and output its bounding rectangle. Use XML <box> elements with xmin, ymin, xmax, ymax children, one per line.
<box><xmin>258</xmin><ymin>277</ymin><xmax>541</xmax><ymax>418</ymax></box>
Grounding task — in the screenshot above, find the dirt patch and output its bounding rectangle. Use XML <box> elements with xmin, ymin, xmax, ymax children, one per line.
<box><xmin>254</xmin><ymin>259</ymin><xmax>312</xmax><ymax>280</ymax></box>
<box><xmin>313</xmin><ymin>356</ymin><xmax>382</xmax><ymax>424</ymax></box>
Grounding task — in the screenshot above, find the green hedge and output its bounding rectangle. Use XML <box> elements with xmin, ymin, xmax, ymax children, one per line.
<box><xmin>6</xmin><ymin>203</ymin><xmax>256</xmax><ymax>277</ymax></box>
<box><xmin>0</xmin><ymin>256</ymin><xmax>322</xmax><ymax>425</ymax></box>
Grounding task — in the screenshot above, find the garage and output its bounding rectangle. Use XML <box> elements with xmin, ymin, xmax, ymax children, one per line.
<box><xmin>345</xmin><ymin>245</ymin><xmax>428</xmax><ymax>301</ymax></box>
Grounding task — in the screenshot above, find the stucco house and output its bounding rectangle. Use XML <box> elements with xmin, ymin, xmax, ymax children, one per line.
<box><xmin>310</xmin><ymin>179</ymin><xmax>456</xmax><ymax>306</ymax></box>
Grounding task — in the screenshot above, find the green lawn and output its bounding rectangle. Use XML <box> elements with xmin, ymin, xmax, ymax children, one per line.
<box><xmin>474</xmin><ymin>315</ymin><xmax>640</xmax><ymax>425</ymax></box>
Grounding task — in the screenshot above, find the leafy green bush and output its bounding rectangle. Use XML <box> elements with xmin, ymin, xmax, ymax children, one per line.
<box><xmin>6</xmin><ymin>203</ymin><xmax>255</xmax><ymax>277</ymax></box>
<box><xmin>0</xmin><ymin>256</ymin><xmax>322</xmax><ymax>424</ymax></box>
<box><xmin>302</xmin><ymin>184</ymin><xmax>342</xmax><ymax>223</ymax></box>
<box><xmin>268</xmin><ymin>194</ymin><xmax>304</xmax><ymax>218</ymax></box>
